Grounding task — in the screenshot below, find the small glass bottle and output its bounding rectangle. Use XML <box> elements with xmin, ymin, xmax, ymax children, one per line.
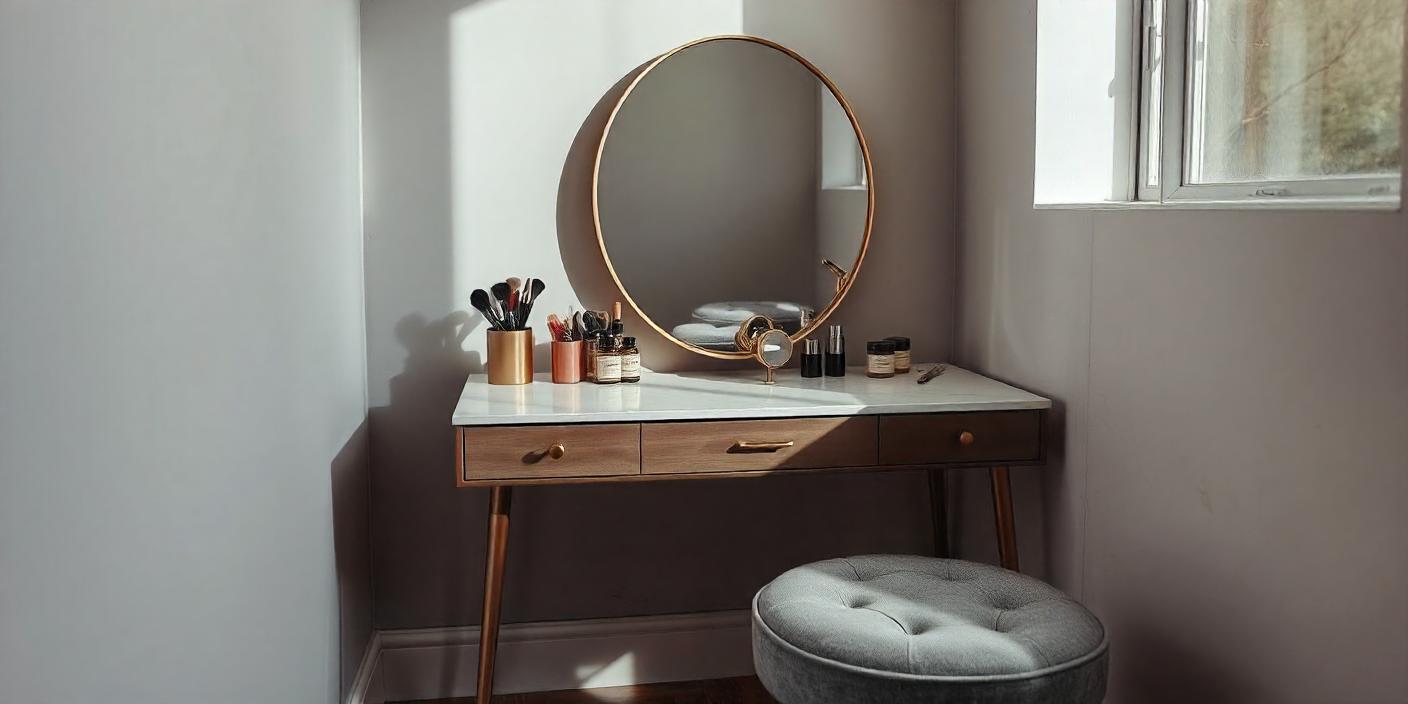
<box><xmin>584</xmin><ymin>331</ymin><xmax>601</xmax><ymax>382</ymax></box>
<box><xmin>866</xmin><ymin>340</ymin><xmax>897</xmax><ymax>378</ymax></box>
<box><xmin>885</xmin><ymin>336</ymin><xmax>912</xmax><ymax>373</ymax></box>
<box><xmin>620</xmin><ymin>336</ymin><xmax>641</xmax><ymax>383</ymax></box>
<box><xmin>595</xmin><ymin>336</ymin><xmax>622</xmax><ymax>384</ymax></box>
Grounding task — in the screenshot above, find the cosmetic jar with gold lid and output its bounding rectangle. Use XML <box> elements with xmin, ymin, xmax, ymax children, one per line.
<box><xmin>885</xmin><ymin>336</ymin><xmax>911</xmax><ymax>373</ymax></box>
<box><xmin>866</xmin><ymin>340</ymin><xmax>896</xmax><ymax>378</ymax></box>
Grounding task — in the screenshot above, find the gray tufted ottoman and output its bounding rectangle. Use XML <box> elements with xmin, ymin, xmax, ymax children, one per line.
<box><xmin>752</xmin><ymin>555</ymin><xmax>1108</xmax><ymax>704</ymax></box>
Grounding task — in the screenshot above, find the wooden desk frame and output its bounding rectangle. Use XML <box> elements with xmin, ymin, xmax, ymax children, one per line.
<box><xmin>454</xmin><ymin>409</ymin><xmax>1045</xmax><ymax>701</ymax></box>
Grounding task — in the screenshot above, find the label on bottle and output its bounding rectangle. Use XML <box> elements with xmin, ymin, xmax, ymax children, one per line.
<box><xmin>894</xmin><ymin>349</ymin><xmax>911</xmax><ymax>371</ymax></box>
<box><xmin>621</xmin><ymin>352</ymin><xmax>640</xmax><ymax>378</ymax></box>
<box><xmin>868</xmin><ymin>353</ymin><xmax>895</xmax><ymax>375</ymax></box>
<box><xmin>596</xmin><ymin>354</ymin><xmax>622</xmax><ymax>382</ymax></box>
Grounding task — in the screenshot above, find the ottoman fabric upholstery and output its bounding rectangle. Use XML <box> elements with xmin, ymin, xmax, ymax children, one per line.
<box><xmin>752</xmin><ymin>555</ymin><xmax>1108</xmax><ymax>703</ymax></box>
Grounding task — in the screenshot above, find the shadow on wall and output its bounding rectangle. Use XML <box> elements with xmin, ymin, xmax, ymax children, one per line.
<box><xmin>370</xmin><ymin>310</ymin><xmax>485</xmax><ymax>621</ymax></box>
<box><xmin>330</xmin><ymin>418</ymin><xmax>373</xmax><ymax>700</ymax></box>
<box><xmin>368</xmin><ymin>311</ymin><xmax>487</xmax><ymax>694</ymax></box>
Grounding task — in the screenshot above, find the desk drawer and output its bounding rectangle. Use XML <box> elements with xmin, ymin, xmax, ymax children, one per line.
<box><xmin>642</xmin><ymin>417</ymin><xmax>877</xmax><ymax>475</ymax></box>
<box><xmin>879</xmin><ymin>411</ymin><xmax>1040</xmax><ymax>465</ymax></box>
<box><xmin>460</xmin><ymin>424</ymin><xmax>640</xmax><ymax>482</ymax></box>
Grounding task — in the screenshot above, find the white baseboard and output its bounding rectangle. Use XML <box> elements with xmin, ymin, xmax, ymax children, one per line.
<box><xmin>346</xmin><ymin>610</ymin><xmax>754</xmax><ymax>704</ymax></box>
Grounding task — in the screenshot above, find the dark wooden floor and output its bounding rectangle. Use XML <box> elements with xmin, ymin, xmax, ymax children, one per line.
<box><xmin>399</xmin><ymin>676</ymin><xmax>775</xmax><ymax>704</ymax></box>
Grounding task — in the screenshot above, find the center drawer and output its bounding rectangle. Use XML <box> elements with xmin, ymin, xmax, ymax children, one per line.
<box><xmin>460</xmin><ymin>424</ymin><xmax>640</xmax><ymax>483</ymax></box>
<box><xmin>641</xmin><ymin>417</ymin><xmax>877</xmax><ymax>475</ymax></box>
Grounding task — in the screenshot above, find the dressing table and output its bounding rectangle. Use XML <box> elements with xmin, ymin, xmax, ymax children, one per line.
<box><xmin>452</xmin><ymin>365</ymin><xmax>1049</xmax><ymax>699</ymax></box>
<box><xmin>456</xmin><ymin>34</ymin><xmax>1053</xmax><ymax>700</ymax></box>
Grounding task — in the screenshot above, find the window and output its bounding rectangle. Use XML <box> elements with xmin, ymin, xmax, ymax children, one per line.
<box><xmin>819</xmin><ymin>89</ymin><xmax>867</xmax><ymax>189</ymax></box>
<box><xmin>1142</xmin><ymin>0</ymin><xmax>1404</xmax><ymax>205</ymax></box>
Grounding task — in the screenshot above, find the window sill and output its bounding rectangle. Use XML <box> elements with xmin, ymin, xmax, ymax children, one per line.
<box><xmin>1034</xmin><ymin>196</ymin><xmax>1401</xmax><ymax>212</ymax></box>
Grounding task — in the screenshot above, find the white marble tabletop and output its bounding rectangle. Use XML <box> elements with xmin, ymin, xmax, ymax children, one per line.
<box><xmin>452</xmin><ymin>364</ymin><xmax>1049</xmax><ymax>426</ymax></box>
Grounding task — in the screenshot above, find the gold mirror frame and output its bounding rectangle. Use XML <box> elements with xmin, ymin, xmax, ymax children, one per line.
<box><xmin>591</xmin><ymin>35</ymin><xmax>876</xmax><ymax>360</ymax></box>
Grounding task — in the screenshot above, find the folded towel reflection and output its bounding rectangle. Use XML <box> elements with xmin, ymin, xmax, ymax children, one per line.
<box><xmin>672</xmin><ymin>301</ymin><xmax>813</xmax><ymax>351</ymax></box>
<box><xmin>671</xmin><ymin>322</ymin><xmax>740</xmax><ymax>351</ymax></box>
<box><xmin>691</xmin><ymin>301</ymin><xmax>810</xmax><ymax>329</ymax></box>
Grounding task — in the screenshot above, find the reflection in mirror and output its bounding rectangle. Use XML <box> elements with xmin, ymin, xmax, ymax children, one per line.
<box><xmin>597</xmin><ymin>38</ymin><xmax>869</xmax><ymax>355</ymax></box>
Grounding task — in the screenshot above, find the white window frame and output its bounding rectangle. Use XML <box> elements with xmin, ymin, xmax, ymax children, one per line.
<box><xmin>1138</xmin><ymin>0</ymin><xmax>1402</xmax><ymax>208</ymax></box>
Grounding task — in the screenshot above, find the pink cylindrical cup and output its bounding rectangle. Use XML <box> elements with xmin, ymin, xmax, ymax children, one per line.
<box><xmin>551</xmin><ymin>340</ymin><xmax>583</xmax><ymax>384</ymax></box>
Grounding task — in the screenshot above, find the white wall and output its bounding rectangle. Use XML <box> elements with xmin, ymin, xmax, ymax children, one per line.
<box><xmin>956</xmin><ymin>2</ymin><xmax>1408</xmax><ymax>702</ymax></box>
<box><xmin>361</xmin><ymin>0</ymin><xmax>956</xmax><ymax>639</ymax></box>
<box><xmin>0</xmin><ymin>1</ymin><xmax>368</xmax><ymax>702</ymax></box>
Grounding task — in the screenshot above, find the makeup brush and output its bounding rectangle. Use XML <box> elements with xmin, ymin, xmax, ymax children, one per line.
<box><xmin>581</xmin><ymin>311</ymin><xmax>602</xmax><ymax>337</ymax></box>
<box><xmin>485</xmin><ymin>291</ymin><xmax>506</xmax><ymax>327</ymax></box>
<box><xmin>505</xmin><ymin>278</ymin><xmax>523</xmax><ymax>329</ymax></box>
<box><xmin>547</xmin><ymin>313</ymin><xmax>567</xmax><ymax>342</ymax></box>
<box><xmin>514</xmin><ymin>277</ymin><xmax>533</xmax><ymax>328</ymax></box>
<box><xmin>521</xmin><ymin>279</ymin><xmax>546</xmax><ymax>322</ymax></box>
<box><xmin>506</xmin><ymin>277</ymin><xmax>522</xmax><ymax>310</ymax></box>
<box><xmin>491</xmin><ymin>281</ymin><xmax>511</xmax><ymax>324</ymax></box>
<box><xmin>470</xmin><ymin>289</ymin><xmax>503</xmax><ymax>330</ymax></box>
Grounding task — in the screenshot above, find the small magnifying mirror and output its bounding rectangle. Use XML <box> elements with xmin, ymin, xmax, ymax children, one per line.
<box><xmin>736</xmin><ymin>316</ymin><xmax>795</xmax><ymax>384</ymax></box>
<box><xmin>755</xmin><ymin>329</ymin><xmax>794</xmax><ymax>384</ymax></box>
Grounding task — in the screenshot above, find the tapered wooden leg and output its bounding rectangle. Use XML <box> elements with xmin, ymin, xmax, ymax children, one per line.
<box><xmin>927</xmin><ymin>468</ymin><xmax>949</xmax><ymax>558</ymax></box>
<box><xmin>989</xmin><ymin>467</ymin><xmax>1019</xmax><ymax>572</ymax></box>
<box><xmin>477</xmin><ymin>486</ymin><xmax>512</xmax><ymax>703</ymax></box>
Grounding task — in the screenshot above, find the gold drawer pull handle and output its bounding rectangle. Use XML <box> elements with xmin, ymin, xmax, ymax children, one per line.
<box><xmin>731</xmin><ymin>440</ymin><xmax>796</xmax><ymax>453</ymax></box>
<box><xmin>547</xmin><ymin>443</ymin><xmax>566</xmax><ymax>460</ymax></box>
<box><xmin>958</xmin><ymin>431</ymin><xmax>976</xmax><ymax>446</ymax></box>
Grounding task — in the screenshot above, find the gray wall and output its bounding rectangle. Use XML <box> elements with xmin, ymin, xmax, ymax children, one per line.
<box><xmin>955</xmin><ymin>2</ymin><xmax>1408</xmax><ymax>702</ymax></box>
<box><xmin>745</xmin><ymin>0</ymin><xmax>959</xmax><ymax>365</ymax></box>
<box><xmin>360</xmin><ymin>0</ymin><xmax>956</xmax><ymax>632</ymax></box>
<box><xmin>0</xmin><ymin>1</ymin><xmax>369</xmax><ymax>702</ymax></box>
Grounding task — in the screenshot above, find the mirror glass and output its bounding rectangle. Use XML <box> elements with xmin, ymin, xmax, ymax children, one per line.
<box><xmin>756</xmin><ymin>329</ymin><xmax>794</xmax><ymax>369</ymax></box>
<box><xmin>596</xmin><ymin>37</ymin><xmax>870</xmax><ymax>356</ymax></box>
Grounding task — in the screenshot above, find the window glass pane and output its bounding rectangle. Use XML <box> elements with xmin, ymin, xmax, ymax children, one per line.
<box><xmin>1187</xmin><ymin>0</ymin><xmax>1403</xmax><ymax>184</ymax></box>
<box><xmin>1143</xmin><ymin>0</ymin><xmax>1165</xmax><ymax>190</ymax></box>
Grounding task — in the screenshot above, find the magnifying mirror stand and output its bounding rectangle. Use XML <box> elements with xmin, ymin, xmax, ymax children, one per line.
<box><xmin>822</xmin><ymin>258</ymin><xmax>850</xmax><ymax>295</ymax></box>
<box><xmin>736</xmin><ymin>316</ymin><xmax>795</xmax><ymax>384</ymax></box>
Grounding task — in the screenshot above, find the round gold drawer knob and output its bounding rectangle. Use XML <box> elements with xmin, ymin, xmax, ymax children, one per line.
<box><xmin>548</xmin><ymin>443</ymin><xmax>566</xmax><ymax>460</ymax></box>
<box><xmin>958</xmin><ymin>431</ymin><xmax>976</xmax><ymax>446</ymax></box>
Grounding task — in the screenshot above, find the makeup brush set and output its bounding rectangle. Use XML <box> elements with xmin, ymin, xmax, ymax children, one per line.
<box><xmin>545</xmin><ymin>309</ymin><xmax>610</xmax><ymax>343</ymax></box>
<box><xmin>471</xmin><ymin>277</ymin><xmax>545</xmax><ymax>331</ymax></box>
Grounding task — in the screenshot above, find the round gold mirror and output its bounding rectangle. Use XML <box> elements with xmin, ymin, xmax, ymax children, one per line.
<box><xmin>593</xmin><ymin>35</ymin><xmax>874</xmax><ymax>360</ymax></box>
